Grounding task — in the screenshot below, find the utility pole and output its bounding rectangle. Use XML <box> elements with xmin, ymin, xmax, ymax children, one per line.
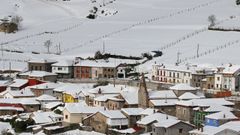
<box><xmin>1</xmin><ymin>45</ymin><xmax>3</xmax><ymax>57</ymax></box>
<box><xmin>113</xmin><ymin>58</ymin><xmax>116</xmax><ymax>87</ymax></box>
<box><xmin>58</xmin><ymin>43</ymin><xmax>61</xmax><ymax>55</ymax></box>
<box><xmin>197</xmin><ymin>44</ymin><xmax>200</xmax><ymax>58</ymax></box>
<box><xmin>176</xmin><ymin>51</ymin><xmax>181</xmax><ymax>65</ymax></box>
<box><xmin>9</xmin><ymin>62</ymin><xmax>11</xmax><ymax>77</ymax></box>
<box><xmin>102</xmin><ymin>40</ymin><xmax>105</xmax><ymax>54</ymax></box>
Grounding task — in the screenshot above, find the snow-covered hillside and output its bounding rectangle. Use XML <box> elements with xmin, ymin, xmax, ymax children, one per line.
<box><xmin>0</xmin><ymin>0</ymin><xmax>240</xmax><ymax>71</ymax></box>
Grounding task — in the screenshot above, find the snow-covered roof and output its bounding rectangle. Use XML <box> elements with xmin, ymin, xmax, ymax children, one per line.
<box><xmin>205</xmin><ymin>111</ymin><xmax>238</xmax><ymax>120</ymax></box>
<box><xmin>53</xmin><ymin>129</ymin><xmax>105</xmax><ymax>135</ymax></box>
<box><xmin>148</xmin><ymin>90</ymin><xmax>177</xmax><ymax>99</ymax></box>
<box><xmin>44</xmin><ymin>102</ymin><xmax>63</xmax><ymax>109</ymax></box>
<box><xmin>0</xmin><ymin>98</ymin><xmax>40</xmax><ymax>105</ymax></box>
<box><xmin>204</xmin><ymin>105</ymin><xmax>233</xmax><ymax>113</ymax></box>
<box><xmin>94</xmin><ymin>94</ymin><xmax>119</xmax><ymax>102</ymax></box>
<box><xmin>89</xmin><ymin>84</ymin><xmax>122</xmax><ymax>95</ymax></box>
<box><xmin>111</xmin><ymin>128</ymin><xmax>136</xmax><ymax>134</ymax></box>
<box><xmin>28</xmin><ymin>59</ymin><xmax>57</xmax><ymax>64</ymax></box>
<box><xmin>0</xmin><ymin>122</ymin><xmax>12</xmax><ymax>133</ymax></box>
<box><xmin>154</xmin><ymin>64</ymin><xmax>194</xmax><ymax>73</ymax></box>
<box><xmin>153</xmin><ymin>119</ymin><xmax>181</xmax><ymax>128</ymax></box>
<box><xmin>54</xmin><ymin>83</ymin><xmax>93</xmax><ymax>93</ymax></box>
<box><xmin>8</xmin><ymin>79</ymin><xmax>28</xmax><ymax>88</ymax></box>
<box><xmin>100</xmin><ymin>110</ymin><xmax>127</xmax><ymax>119</ymax></box>
<box><xmin>170</xmin><ymin>83</ymin><xmax>196</xmax><ymax>91</ymax></box>
<box><xmin>150</xmin><ymin>99</ymin><xmax>178</xmax><ymax>106</ymax></box>
<box><xmin>36</xmin><ymin>94</ymin><xmax>59</xmax><ymax>101</ymax></box>
<box><xmin>121</xmin><ymin>108</ymin><xmax>144</xmax><ymax>116</ymax></box>
<box><xmin>64</xmin><ymin>102</ymin><xmax>103</xmax><ymax>114</ymax></box>
<box><xmin>19</xmin><ymin>71</ymin><xmax>57</xmax><ymax>77</ymax></box>
<box><xmin>178</xmin><ymin>92</ymin><xmax>201</xmax><ymax>100</ymax></box>
<box><xmin>0</xmin><ymin>80</ymin><xmax>11</xmax><ymax>86</ymax></box>
<box><xmin>1</xmin><ymin>88</ymin><xmax>34</xmax><ymax>98</ymax></box>
<box><xmin>140</xmin><ymin>108</ymin><xmax>157</xmax><ymax>116</ymax></box>
<box><xmin>137</xmin><ymin>113</ymin><xmax>177</xmax><ymax>125</ymax></box>
<box><xmin>51</xmin><ymin>60</ymin><xmax>74</xmax><ymax>67</ymax></box>
<box><xmin>189</xmin><ymin>121</ymin><xmax>240</xmax><ymax>135</ymax></box>
<box><xmin>32</xmin><ymin>111</ymin><xmax>63</xmax><ymax>124</ymax></box>
<box><xmin>220</xmin><ymin>121</ymin><xmax>240</xmax><ymax>132</ymax></box>
<box><xmin>75</xmin><ymin>60</ymin><xmax>117</xmax><ymax>68</ymax></box>
<box><xmin>120</xmin><ymin>87</ymin><xmax>138</xmax><ymax>105</ymax></box>
<box><xmin>176</xmin><ymin>98</ymin><xmax>234</xmax><ymax>107</ymax></box>
<box><xmin>222</xmin><ymin>64</ymin><xmax>240</xmax><ymax>74</ymax></box>
<box><xmin>29</xmin><ymin>82</ymin><xmax>62</xmax><ymax>90</ymax></box>
<box><xmin>0</xmin><ymin>105</ymin><xmax>24</xmax><ymax>112</ymax></box>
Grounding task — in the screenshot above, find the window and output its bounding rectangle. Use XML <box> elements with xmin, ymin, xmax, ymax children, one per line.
<box><xmin>217</xmin><ymin>77</ymin><xmax>220</xmax><ymax>81</ymax></box>
<box><xmin>65</xmin><ymin>115</ymin><xmax>68</xmax><ymax>119</ymax></box>
<box><xmin>179</xmin><ymin>129</ymin><xmax>183</xmax><ymax>133</ymax></box>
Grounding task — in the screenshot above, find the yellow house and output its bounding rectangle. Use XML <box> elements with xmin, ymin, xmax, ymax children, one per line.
<box><xmin>63</xmin><ymin>93</ymin><xmax>78</xmax><ymax>103</ymax></box>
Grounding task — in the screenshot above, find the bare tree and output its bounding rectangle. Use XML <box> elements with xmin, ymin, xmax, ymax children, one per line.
<box><xmin>208</xmin><ymin>15</ymin><xmax>216</xmax><ymax>27</ymax></box>
<box><xmin>44</xmin><ymin>40</ymin><xmax>52</xmax><ymax>54</ymax></box>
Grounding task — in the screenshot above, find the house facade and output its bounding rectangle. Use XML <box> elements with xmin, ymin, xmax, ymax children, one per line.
<box><xmin>18</xmin><ymin>71</ymin><xmax>57</xmax><ymax>82</ymax></box>
<box><xmin>152</xmin><ymin>64</ymin><xmax>192</xmax><ymax>85</ymax></box>
<box><xmin>214</xmin><ymin>65</ymin><xmax>240</xmax><ymax>92</ymax></box>
<box><xmin>28</xmin><ymin>59</ymin><xmax>56</xmax><ymax>72</ymax></box>
<box><xmin>152</xmin><ymin>120</ymin><xmax>195</xmax><ymax>135</ymax></box>
<box><xmin>83</xmin><ymin>110</ymin><xmax>128</xmax><ymax>134</ymax></box>
<box><xmin>74</xmin><ymin>60</ymin><xmax>117</xmax><ymax>79</ymax></box>
<box><xmin>51</xmin><ymin>60</ymin><xmax>74</xmax><ymax>78</ymax></box>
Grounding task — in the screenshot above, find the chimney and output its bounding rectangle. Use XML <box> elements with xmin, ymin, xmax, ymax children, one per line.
<box><xmin>85</xmin><ymin>95</ymin><xmax>90</xmax><ymax>106</ymax></box>
<box><xmin>98</xmin><ymin>88</ymin><xmax>102</xmax><ymax>94</ymax></box>
<box><xmin>200</xmin><ymin>126</ymin><xmax>203</xmax><ymax>132</ymax></box>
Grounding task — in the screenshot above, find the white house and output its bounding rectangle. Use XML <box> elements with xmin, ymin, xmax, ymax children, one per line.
<box><xmin>152</xmin><ymin>64</ymin><xmax>193</xmax><ymax>85</ymax></box>
<box><xmin>214</xmin><ymin>64</ymin><xmax>240</xmax><ymax>93</ymax></box>
<box><xmin>51</xmin><ymin>60</ymin><xmax>74</xmax><ymax>78</ymax></box>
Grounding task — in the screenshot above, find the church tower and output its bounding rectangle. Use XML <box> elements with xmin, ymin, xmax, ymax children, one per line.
<box><xmin>138</xmin><ymin>73</ymin><xmax>149</xmax><ymax>109</ymax></box>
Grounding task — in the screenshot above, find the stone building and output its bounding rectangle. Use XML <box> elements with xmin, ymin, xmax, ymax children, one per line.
<box><xmin>138</xmin><ymin>74</ymin><xmax>149</xmax><ymax>109</ymax></box>
<box><xmin>152</xmin><ymin>119</ymin><xmax>195</xmax><ymax>135</ymax></box>
<box><xmin>83</xmin><ymin>110</ymin><xmax>128</xmax><ymax>134</ymax></box>
<box><xmin>121</xmin><ymin>108</ymin><xmax>144</xmax><ymax>127</ymax></box>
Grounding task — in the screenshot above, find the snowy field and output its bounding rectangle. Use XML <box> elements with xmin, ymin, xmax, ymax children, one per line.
<box><xmin>0</xmin><ymin>0</ymin><xmax>240</xmax><ymax>72</ymax></box>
